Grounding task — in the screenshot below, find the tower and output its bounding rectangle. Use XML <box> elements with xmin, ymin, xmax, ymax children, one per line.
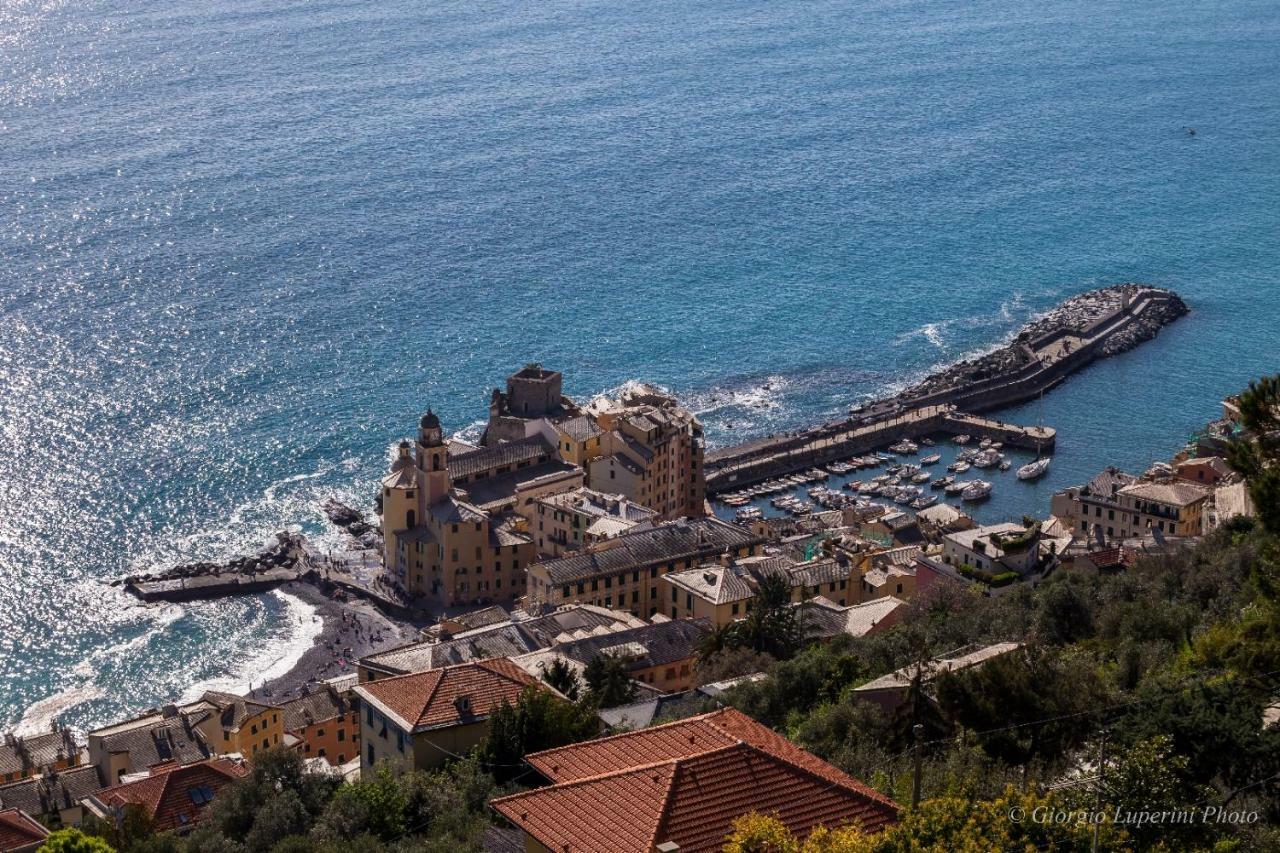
<box><xmin>381</xmin><ymin>440</ymin><xmax>420</xmax><ymax>576</ymax></box>
<box><xmin>416</xmin><ymin>409</ymin><xmax>452</xmax><ymax>506</ymax></box>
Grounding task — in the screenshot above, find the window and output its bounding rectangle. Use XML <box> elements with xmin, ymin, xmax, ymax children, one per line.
<box><xmin>250</xmin><ymin>724</ymin><xmax>257</xmax><ymax>735</ymax></box>
<box><xmin>317</xmin><ymin>728</ymin><xmax>325</xmax><ymax>737</ymax></box>
<box><xmin>188</xmin><ymin>786</ymin><xmax>215</xmax><ymax>806</ymax></box>
<box><xmin>262</xmin><ymin>738</ymin><xmax>269</xmax><ymax>750</ymax></box>
<box><xmin>396</xmin><ymin>730</ymin><xmax>405</xmax><ymax>753</ymax></box>
<box><xmin>367</xmin><ymin>744</ymin><xmax>375</xmax><ymax>764</ymax></box>
<box><xmin>367</xmin><ymin>706</ymin><xmax>374</xmax><ymax>725</ymax></box>
<box><xmin>650</xmin><ymin>587</ymin><xmax>656</xmax><ymax>599</ymax></box>
<box><xmin>338</xmin><ymin>730</ymin><xmax>346</xmax><ymax>742</ymax></box>
<box><xmin>732</xmin><ymin>603</ymin><xmax>739</xmax><ymax>615</ymax></box>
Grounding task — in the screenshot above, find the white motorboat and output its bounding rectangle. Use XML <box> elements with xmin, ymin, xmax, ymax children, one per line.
<box><xmin>1017</xmin><ymin>458</ymin><xmax>1052</xmax><ymax>480</ymax></box>
<box><xmin>920</xmin><ymin>453</ymin><xmax>942</xmax><ymax>465</ymax></box>
<box><xmin>961</xmin><ymin>480</ymin><xmax>993</xmax><ymax>501</ymax></box>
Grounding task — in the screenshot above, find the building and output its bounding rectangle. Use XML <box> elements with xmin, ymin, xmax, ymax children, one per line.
<box><xmin>1176</xmin><ymin>456</ymin><xmax>1233</xmax><ymax>485</ymax></box>
<box><xmin>586</xmin><ymin>384</ymin><xmax>707</xmax><ymax>520</ymax></box>
<box><xmin>942</xmin><ymin>522</ymin><xmax>1042</xmax><ymax>576</ymax></box>
<box><xmin>87</xmin><ymin>707</ymin><xmax>212</xmax><ymax>785</ymax></box>
<box><xmin>861</xmin><ymin>511</ymin><xmax>924</xmax><ymax>548</ymax></box>
<box><xmin>359</xmin><ymin>605</ymin><xmax>645</xmax><ymax>681</ymax></box>
<box><xmin>1113</xmin><ymin>480</ymin><xmax>1212</xmax><ymax>539</ymax></box>
<box><xmin>353</xmin><ymin>658</ymin><xmax>556</xmax><ymax>773</ymax></box>
<box><xmin>0</xmin><ymin>765</ymin><xmax>106</xmax><ymax>829</ymax></box>
<box><xmin>852</xmin><ymin>642</ymin><xmax>1023</xmax><ymax>713</ymax></box>
<box><xmin>490</xmin><ymin>707</ymin><xmax>899</xmax><ymax>853</ymax></box>
<box><xmin>183</xmin><ymin>692</ymin><xmax>284</xmax><ymax>760</ymax></box>
<box><xmin>798</xmin><ymin>596</ymin><xmax>907</xmax><ymax>642</ymax></box>
<box><xmin>661</xmin><ymin>553</ymin><xmax>854</xmax><ymax>625</ymax></box>
<box><xmin>382</xmin><ymin>411</ymin><xmax>570</xmax><ymax>607</ymax></box>
<box><xmin>525</xmin><ymin>517</ymin><xmax>763</xmax><ymax>617</ymax></box>
<box><xmin>522</xmin><ymin>487</ymin><xmax>658</xmax><ymax>557</ymax></box>
<box><xmin>1050</xmin><ymin>467</ymin><xmax>1137</xmax><ymax>539</ymax></box>
<box><xmin>278</xmin><ymin>678</ymin><xmax>361</xmax><ymax>767</ymax></box>
<box><xmin>549</xmin><ymin>618</ymin><xmax>712</xmax><ymax>694</ymax></box>
<box><xmin>0</xmin><ymin>808</ymin><xmax>48</xmax><ymax>852</ymax></box>
<box><xmin>482</xmin><ymin>365</ymin><xmax>581</xmax><ymax>446</ymax></box>
<box><xmin>0</xmin><ymin>729</ymin><xmax>81</xmax><ymax>784</ymax></box>
<box><xmin>857</xmin><ymin>546</ymin><xmax>921</xmax><ymax>601</ymax></box>
<box><xmin>83</xmin><ymin>758</ymin><xmax>248</xmax><ymax>835</ymax></box>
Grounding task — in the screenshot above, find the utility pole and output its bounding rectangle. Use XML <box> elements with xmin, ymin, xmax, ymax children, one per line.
<box><xmin>911</xmin><ymin>723</ymin><xmax>925</xmax><ymax>808</ymax></box>
<box><xmin>1092</xmin><ymin>729</ymin><xmax>1108</xmax><ymax>853</ymax></box>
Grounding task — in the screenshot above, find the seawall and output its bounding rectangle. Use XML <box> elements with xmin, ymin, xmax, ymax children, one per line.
<box><xmin>705</xmin><ymin>284</ymin><xmax>1187</xmax><ymax>493</ymax></box>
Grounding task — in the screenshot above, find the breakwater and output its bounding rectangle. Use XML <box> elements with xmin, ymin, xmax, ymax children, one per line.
<box><xmin>705</xmin><ymin>284</ymin><xmax>1188</xmax><ymax>493</ymax></box>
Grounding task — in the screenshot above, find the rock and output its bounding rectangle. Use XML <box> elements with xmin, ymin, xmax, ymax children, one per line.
<box><xmin>322</xmin><ymin>498</ymin><xmax>364</xmax><ymax>528</ymax></box>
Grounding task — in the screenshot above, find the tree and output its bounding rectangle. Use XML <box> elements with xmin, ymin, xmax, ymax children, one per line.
<box><xmin>736</xmin><ymin>574</ymin><xmax>803</xmax><ymax>660</ymax></box>
<box><xmin>723</xmin><ymin>785</ymin><xmax>1127</xmax><ymax>852</ymax></box>
<box><xmin>313</xmin><ymin>768</ymin><xmax>407</xmax><ymax>843</ymax></box>
<box><xmin>39</xmin><ymin>829</ymin><xmax>117</xmax><ymax>853</ymax></box>
<box><xmin>1228</xmin><ymin>374</ymin><xmax>1280</xmax><ymax>536</ymax></box>
<box><xmin>583</xmin><ymin>653</ymin><xmax>636</xmax><ymax>708</ymax></box>
<box><xmin>481</xmin><ymin>685</ymin><xmax>600</xmax><ymax>779</ymax></box>
<box><xmin>541</xmin><ymin>658</ymin><xmax>580</xmax><ymax>700</ymax></box>
<box><xmin>1031</xmin><ymin>576</ymin><xmax>1095</xmax><ymax>645</ymax></box>
<box><xmin>244</xmin><ymin>789</ymin><xmax>311</xmax><ymax>853</ymax></box>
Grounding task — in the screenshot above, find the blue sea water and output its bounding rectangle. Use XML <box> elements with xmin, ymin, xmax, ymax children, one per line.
<box><xmin>2</xmin><ymin>0</ymin><xmax>1278</xmax><ymax>731</ymax></box>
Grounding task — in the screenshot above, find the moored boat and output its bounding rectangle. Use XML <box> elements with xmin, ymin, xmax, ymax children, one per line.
<box><xmin>1017</xmin><ymin>458</ymin><xmax>1052</xmax><ymax>480</ymax></box>
<box><xmin>961</xmin><ymin>480</ymin><xmax>993</xmax><ymax>501</ymax></box>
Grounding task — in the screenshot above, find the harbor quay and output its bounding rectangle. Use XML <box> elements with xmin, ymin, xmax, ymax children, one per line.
<box><xmin>705</xmin><ymin>284</ymin><xmax>1186</xmax><ymax>493</ymax></box>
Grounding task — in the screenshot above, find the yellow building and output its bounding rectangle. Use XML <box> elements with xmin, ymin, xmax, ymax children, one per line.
<box><xmin>587</xmin><ymin>386</ymin><xmax>707</xmax><ymax>521</ymax></box>
<box><xmin>353</xmin><ymin>658</ymin><xmax>564</xmax><ymax>773</ymax></box>
<box><xmin>183</xmin><ymin>692</ymin><xmax>284</xmax><ymax>761</ymax></box>
<box><xmin>382</xmin><ymin>411</ymin><xmax>577</xmax><ymax>607</ymax></box>
<box><xmin>525</xmin><ymin>517</ymin><xmax>763</xmax><ymax>618</ymax></box>
<box><xmin>522</xmin><ymin>486</ymin><xmax>658</xmax><ymax>557</ymax></box>
<box><xmin>661</xmin><ymin>554</ymin><xmax>855</xmax><ymax>626</ymax></box>
<box><xmin>1114</xmin><ymin>480</ymin><xmax>1211</xmax><ymax>539</ymax></box>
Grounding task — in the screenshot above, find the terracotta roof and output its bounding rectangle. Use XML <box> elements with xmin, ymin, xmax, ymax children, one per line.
<box><xmin>799</xmin><ymin>596</ymin><xmax>906</xmax><ymax>640</ymax></box>
<box><xmin>354</xmin><ymin>658</ymin><xmax>540</xmax><ymax>732</ymax></box>
<box><xmin>89</xmin><ymin>712</ymin><xmax>212</xmax><ymax>773</ymax></box>
<box><xmin>0</xmin><ymin>808</ymin><xmax>48</xmax><ymax>851</ymax></box>
<box><xmin>94</xmin><ymin>758</ymin><xmax>247</xmax><ymax>833</ymax></box>
<box><xmin>496</xmin><ymin>708</ymin><xmax>897</xmax><ymax>853</ymax></box>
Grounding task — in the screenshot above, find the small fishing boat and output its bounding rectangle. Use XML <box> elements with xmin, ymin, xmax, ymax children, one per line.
<box><xmin>932</xmin><ymin>475</ymin><xmax>953</xmax><ymax>489</ymax></box>
<box><xmin>912</xmin><ymin>494</ymin><xmax>938</xmax><ymax>510</ymax></box>
<box><xmin>961</xmin><ymin>480</ymin><xmax>993</xmax><ymax>501</ymax></box>
<box><xmin>979</xmin><ymin>438</ymin><xmax>993</xmax><ymax>449</ymax></box>
<box><xmin>945</xmin><ymin>480</ymin><xmax>968</xmax><ymax>496</ymax></box>
<box><xmin>999</xmin><ymin>459</ymin><xmax>1012</xmax><ymax>472</ymax></box>
<box><xmin>920</xmin><ymin>453</ymin><xmax>942</xmax><ymax>465</ymax></box>
<box><xmin>888</xmin><ymin>440</ymin><xmax>918</xmax><ymax>455</ymax></box>
<box><xmin>972</xmin><ymin>450</ymin><xmax>1000</xmax><ymax>469</ymax></box>
<box><xmin>912</xmin><ymin>471</ymin><xmax>931</xmax><ymax>484</ymax></box>
<box><xmin>948</xmin><ymin>460</ymin><xmax>971</xmax><ymax>473</ymax></box>
<box><xmin>1017</xmin><ymin>458</ymin><xmax>1052</xmax><ymax>480</ymax></box>
<box><xmin>953</xmin><ymin>434</ymin><xmax>971</xmax><ymax>445</ymax></box>
<box><xmin>920</xmin><ymin>437</ymin><xmax>936</xmax><ymax>446</ymax></box>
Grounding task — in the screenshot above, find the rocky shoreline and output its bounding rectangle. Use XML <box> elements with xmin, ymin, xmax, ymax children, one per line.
<box><xmin>899</xmin><ymin>284</ymin><xmax>1188</xmax><ymax>403</ymax></box>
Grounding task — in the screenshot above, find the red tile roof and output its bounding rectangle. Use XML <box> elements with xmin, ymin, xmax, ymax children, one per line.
<box><xmin>354</xmin><ymin>657</ymin><xmax>540</xmax><ymax>732</ymax></box>
<box><xmin>493</xmin><ymin>708</ymin><xmax>898</xmax><ymax>853</ymax></box>
<box><xmin>95</xmin><ymin>757</ymin><xmax>247</xmax><ymax>833</ymax></box>
<box><xmin>0</xmin><ymin>808</ymin><xmax>48</xmax><ymax>852</ymax></box>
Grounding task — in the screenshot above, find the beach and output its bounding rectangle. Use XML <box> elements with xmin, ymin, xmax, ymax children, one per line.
<box><xmin>247</xmin><ymin>582</ymin><xmax>423</xmax><ymax>703</ymax></box>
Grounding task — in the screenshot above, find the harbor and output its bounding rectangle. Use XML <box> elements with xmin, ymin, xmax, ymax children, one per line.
<box><xmin>705</xmin><ymin>284</ymin><xmax>1187</xmax><ymax>497</ymax></box>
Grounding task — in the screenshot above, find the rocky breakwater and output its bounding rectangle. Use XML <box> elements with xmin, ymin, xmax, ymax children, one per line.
<box><xmin>118</xmin><ymin>532</ymin><xmax>315</xmax><ymax>602</ymax></box>
<box><xmin>897</xmin><ymin>284</ymin><xmax>1188</xmax><ymax>410</ymax></box>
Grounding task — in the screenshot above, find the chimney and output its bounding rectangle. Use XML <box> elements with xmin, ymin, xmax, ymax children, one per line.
<box><xmin>718</xmin><ymin>550</ymin><xmax>732</xmax><ymax>567</ymax></box>
<box><xmin>656</xmin><ymin>843</ymin><xmax>681</xmax><ymax>852</ymax></box>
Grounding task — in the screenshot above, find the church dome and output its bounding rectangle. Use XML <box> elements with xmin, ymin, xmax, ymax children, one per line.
<box><xmin>420</xmin><ymin>409</ymin><xmax>440</xmax><ymax>429</ymax></box>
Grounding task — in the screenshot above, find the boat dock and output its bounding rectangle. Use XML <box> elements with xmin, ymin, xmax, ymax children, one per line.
<box><xmin>705</xmin><ymin>285</ymin><xmax>1186</xmax><ymax>495</ymax></box>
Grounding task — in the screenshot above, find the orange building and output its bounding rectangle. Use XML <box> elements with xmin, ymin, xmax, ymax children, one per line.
<box><xmin>279</xmin><ymin>680</ymin><xmax>361</xmax><ymax>767</ymax></box>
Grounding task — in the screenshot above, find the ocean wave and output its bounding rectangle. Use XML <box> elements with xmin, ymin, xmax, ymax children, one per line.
<box><xmin>179</xmin><ymin>590</ymin><xmax>323</xmax><ymax>700</ymax></box>
<box><xmin>13</xmin><ymin>684</ymin><xmax>106</xmax><ymax>737</ymax></box>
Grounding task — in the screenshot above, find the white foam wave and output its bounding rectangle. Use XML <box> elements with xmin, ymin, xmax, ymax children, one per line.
<box><xmin>14</xmin><ymin>684</ymin><xmax>106</xmax><ymax>737</ymax></box>
<box><xmin>179</xmin><ymin>590</ymin><xmax>323</xmax><ymax>700</ymax></box>
<box><xmin>69</xmin><ymin>601</ymin><xmax>186</xmax><ymax>680</ymax></box>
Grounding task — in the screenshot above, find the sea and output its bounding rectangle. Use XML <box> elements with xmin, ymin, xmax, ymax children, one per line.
<box><xmin>2</xmin><ymin>0</ymin><xmax>1278</xmax><ymax>733</ymax></box>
